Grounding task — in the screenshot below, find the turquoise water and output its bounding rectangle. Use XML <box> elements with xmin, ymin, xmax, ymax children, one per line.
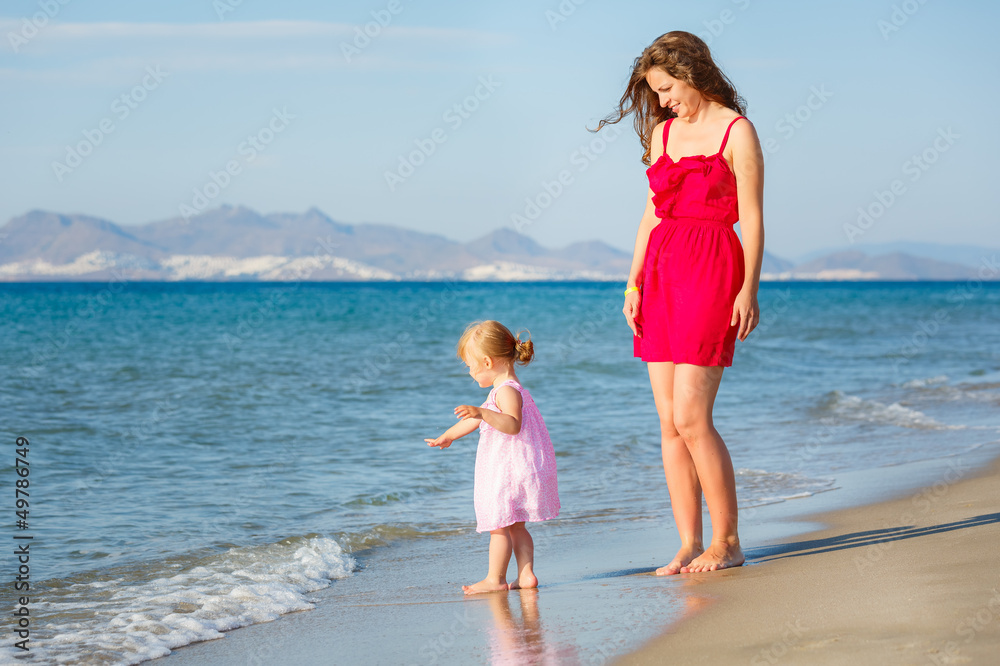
<box><xmin>2</xmin><ymin>281</ymin><xmax>999</xmax><ymax>663</ymax></box>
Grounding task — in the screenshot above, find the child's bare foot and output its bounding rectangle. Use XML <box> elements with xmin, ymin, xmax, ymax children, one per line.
<box><xmin>655</xmin><ymin>544</ymin><xmax>704</xmax><ymax>576</ymax></box>
<box><xmin>462</xmin><ymin>578</ymin><xmax>509</xmax><ymax>595</ymax></box>
<box><xmin>508</xmin><ymin>571</ymin><xmax>538</xmax><ymax>590</ymax></box>
<box><xmin>681</xmin><ymin>540</ymin><xmax>744</xmax><ymax>573</ymax></box>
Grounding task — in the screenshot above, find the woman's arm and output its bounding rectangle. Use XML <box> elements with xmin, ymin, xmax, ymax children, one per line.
<box><xmin>729</xmin><ymin>118</ymin><xmax>765</xmax><ymax>341</ymax></box>
<box><xmin>624</xmin><ymin>122</ymin><xmax>666</xmax><ymax>336</ymax></box>
<box><xmin>454</xmin><ymin>386</ymin><xmax>523</xmax><ymax>435</ymax></box>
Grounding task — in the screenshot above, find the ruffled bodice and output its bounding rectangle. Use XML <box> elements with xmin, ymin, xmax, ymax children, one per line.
<box><xmin>645</xmin><ymin>118</ymin><xmax>742</xmax><ymax>224</ymax></box>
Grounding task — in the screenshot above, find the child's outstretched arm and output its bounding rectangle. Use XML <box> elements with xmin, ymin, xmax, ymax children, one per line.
<box><xmin>454</xmin><ymin>385</ymin><xmax>523</xmax><ymax>435</ymax></box>
<box><xmin>425</xmin><ymin>415</ymin><xmax>480</xmax><ymax>449</ymax></box>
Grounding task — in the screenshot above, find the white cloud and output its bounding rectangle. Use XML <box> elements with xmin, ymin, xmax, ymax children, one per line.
<box><xmin>0</xmin><ymin>18</ymin><xmax>502</xmax><ymax>51</ymax></box>
<box><xmin>1</xmin><ymin>19</ymin><xmax>352</xmax><ymax>44</ymax></box>
<box><xmin>0</xmin><ymin>19</ymin><xmax>509</xmax><ymax>80</ymax></box>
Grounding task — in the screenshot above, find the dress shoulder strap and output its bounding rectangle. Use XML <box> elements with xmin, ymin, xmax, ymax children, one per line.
<box><xmin>661</xmin><ymin>118</ymin><xmax>675</xmax><ymax>150</ymax></box>
<box><xmin>718</xmin><ymin>116</ymin><xmax>746</xmax><ymax>153</ymax></box>
<box><xmin>497</xmin><ymin>379</ymin><xmax>523</xmax><ymax>393</ymax></box>
<box><xmin>488</xmin><ymin>380</ymin><xmax>523</xmax><ymax>408</ymax></box>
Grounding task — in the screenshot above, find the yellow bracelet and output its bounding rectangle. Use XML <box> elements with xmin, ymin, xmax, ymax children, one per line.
<box><xmin>624</xmin><ymin>286</ymin><xmax>639</xmax><ymax>296</ymax></box>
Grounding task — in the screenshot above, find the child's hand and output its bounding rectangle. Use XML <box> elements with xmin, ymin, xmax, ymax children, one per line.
<box><xmin>454</xmin><ymin>405</ymin><xmax>483</xmax><ymax>420</ymax></box>
<box><xmin>425</xmin><ymin>436</ymin><xmax>453</xmax><ymax>449</ymax></box>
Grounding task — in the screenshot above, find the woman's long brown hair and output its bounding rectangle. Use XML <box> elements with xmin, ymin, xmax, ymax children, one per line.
<box><xmin>595</xmin><ymin>31</ymin><xmax>747</xmax><ymax>165</ymax></box>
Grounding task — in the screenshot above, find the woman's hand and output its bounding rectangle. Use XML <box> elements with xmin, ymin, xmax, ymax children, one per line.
<box><xmin>424</xmin><ymin>435</ymin><xmax>453</xmax><ymax>449</ymax></box>
<box><xmin>623</xmin><ymin>290</ymin><xmax>641</xmax><ymax>337</ymax></box>
<box><xmin>730</xmin><ymin>287</ymin><xmax>759</xmax><ymax>341</ymax></box>
<box><xmin>454</xmin><ymin>405</ymin><xmax>483</xmax><ymax>420</ymax></box>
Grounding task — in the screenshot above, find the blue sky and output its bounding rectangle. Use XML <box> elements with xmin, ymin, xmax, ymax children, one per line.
<box><xmin>1</xmin><ymin>0</ymin><xmax>997</xmax><ymax>259</ymax></box>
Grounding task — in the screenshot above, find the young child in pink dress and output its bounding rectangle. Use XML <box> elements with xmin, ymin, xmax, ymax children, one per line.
<box><xmin>425</xmin><ymin>320</ymin><xmax>560</xmax><ymax>595</ymax></box>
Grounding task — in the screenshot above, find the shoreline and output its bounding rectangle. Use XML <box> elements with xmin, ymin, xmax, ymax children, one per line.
<box><xmin>620</xmin><ymin>450</ymin><xmax>1000</xmax><ymax>665</ymax></box>
<box><xmin>158</xmin><ymin>447</ymin><xmax>1000</xmax><ymax>665</ymax></box>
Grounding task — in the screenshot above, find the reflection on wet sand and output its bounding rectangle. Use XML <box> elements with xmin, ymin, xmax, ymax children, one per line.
<box><xmin>484</xmin><ymin>589</ymin><xmax>577</xmax><ymax>664</ymax></box>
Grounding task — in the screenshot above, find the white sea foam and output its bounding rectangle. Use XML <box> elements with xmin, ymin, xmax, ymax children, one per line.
<box><xmin>901</xmin><ymin>375</ymin><xmax>950</xmax><ymax>389</ymax></box>
<box><xmin>822</xmin><ymin>390</ymin><xmax>958</xmax><ymax>430</ymax></box>
<box><xmin>736</xmin><ymin>468</ymin><xmax>837</xmax><ymax>506</ymax></box>
<box><xmin>0</xmin><ymin>536</ymin><xmax>353</xmax><ymax>666</ymax></box>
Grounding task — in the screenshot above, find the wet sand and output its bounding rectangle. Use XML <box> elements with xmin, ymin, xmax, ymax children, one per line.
<box><xmin>159</xmin><ymin>514</ymin><xmax>696</xmax><ymax>665</ymax></box>
<box><xmin>620</xmin><ymin>454</ymin><xmax>1000</xmax><ymax>665</ymax></box>
<box><xmin>159</xmin><ymin>451</ymin><xmax>1000</xmax><ymax>665</ymax></box>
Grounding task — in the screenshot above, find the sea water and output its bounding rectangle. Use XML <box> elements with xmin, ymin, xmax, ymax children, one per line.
<box><xmin>1</xmin><ymin>281</ymin><xmax>998</xmax><ymax>663</ymax></box>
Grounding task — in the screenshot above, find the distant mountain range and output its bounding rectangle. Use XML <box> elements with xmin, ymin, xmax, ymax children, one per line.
<box><xmin>793</xmin><ymin>241</ymin><xmax>999</xmax><ymax>268</ymax></box>
<box><xmin>0</xmin><ymin>207</ymin><xmax>995</xmax><ymax>282</ymax></box>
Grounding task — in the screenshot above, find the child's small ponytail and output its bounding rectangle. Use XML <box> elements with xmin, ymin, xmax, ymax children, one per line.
<box><xmin>514</xmin><ymin>332</ymin><xmax>534</xmax><ymax>366</ymax></box>
<box><xmin>459</xmin><ymin>320</ymin><xmax>535</xmax><ymax>366</ymax></box>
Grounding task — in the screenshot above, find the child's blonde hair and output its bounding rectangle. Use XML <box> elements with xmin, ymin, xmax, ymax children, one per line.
<box><xmin>457</xmin><ymin>320</ymin><xmax>534</xmax><ymax>366</ymax></box>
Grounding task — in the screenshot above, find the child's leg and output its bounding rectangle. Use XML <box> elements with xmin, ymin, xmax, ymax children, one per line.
<box><xmin>649</xmin><ymin>362</ymin><xmax>705</xmax><ymax>575</ymax></box>
<box><xmin>671</xmin><ymin>363</ymin><xmax>743</xmax><ymax>573</ymax></box>
<box><xmin>507</xmin><ymin>522</ymin><xmax>538</xmax><ymax>589</ymax></box>
<box><xmin>463</xmin><ymin>527</ymin><xmax>513</xmax><ymax>595</ymax></box>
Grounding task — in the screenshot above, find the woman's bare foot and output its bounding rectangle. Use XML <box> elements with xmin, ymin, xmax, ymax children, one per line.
<box><xmin>462</xmin><ymin>578</ymin><xmax>509</xmax><ymax>595</ymax></box>
<box><xmin>508</xmin><ymin>570</ymin><xmax>538</xmax><ymax>590</ymax></box>
<box><xmin>681</xmin><ymin>540</ymin><xmax>744</xmax><ymax>573</ymax></box>
<box><xmin>655</xmin><ymin>543</ymin><xmax>704</xmax><ymax>576</ymax></box>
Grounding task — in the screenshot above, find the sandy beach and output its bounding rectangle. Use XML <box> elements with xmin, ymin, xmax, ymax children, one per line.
<box><xmin>155</xmin><ymin>449</ymin><xmax>1000</xmax><ymax>665</ymax></box>
<box><xmin>621</xmin><ymin>453</ymin><xmax>1000</xmax><ymax>665</ymax></box>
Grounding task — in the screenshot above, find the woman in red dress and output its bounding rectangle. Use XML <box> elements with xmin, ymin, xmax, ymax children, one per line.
<box><xmin>599</xmin><ymin>31</ymin><xmax>764</xmax><ymax>573</ymax></box>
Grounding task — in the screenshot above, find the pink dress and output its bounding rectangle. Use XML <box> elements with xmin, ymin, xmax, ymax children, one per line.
<box><xmin>633</xmin><ymin>116</ymin><xmax>747</xmax><ymax>367</ymax></box>
<box><xmin>474</xmin><ymin>380</ymin><xmax>560</xmax><ymax>532</ymax></box>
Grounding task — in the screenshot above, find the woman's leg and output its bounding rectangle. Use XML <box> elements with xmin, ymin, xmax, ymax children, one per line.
<box><xmin>463</xmin><ymin>527</ymin><xmax>514</xmax><ymax>594</ymax></box>
<box><xmin>648</xmin><ymin>361</ymin><xmax>706</xmax><ymax>575</ymax></box>
<box><xmin>507</xmin><ymin>522</ymin><xmax>537</xmax><ymax>589</ymax></box>
<box><xmin>671</xmin><ymin>363</ymin><xmax>743</xmax><ymax>572</ymax></box>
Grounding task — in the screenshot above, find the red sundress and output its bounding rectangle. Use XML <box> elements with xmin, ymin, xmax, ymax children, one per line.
<box><xmin>633</xmin><ymin>116</ymin><xmax>747</xmax><ymax>367</ymax></box>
